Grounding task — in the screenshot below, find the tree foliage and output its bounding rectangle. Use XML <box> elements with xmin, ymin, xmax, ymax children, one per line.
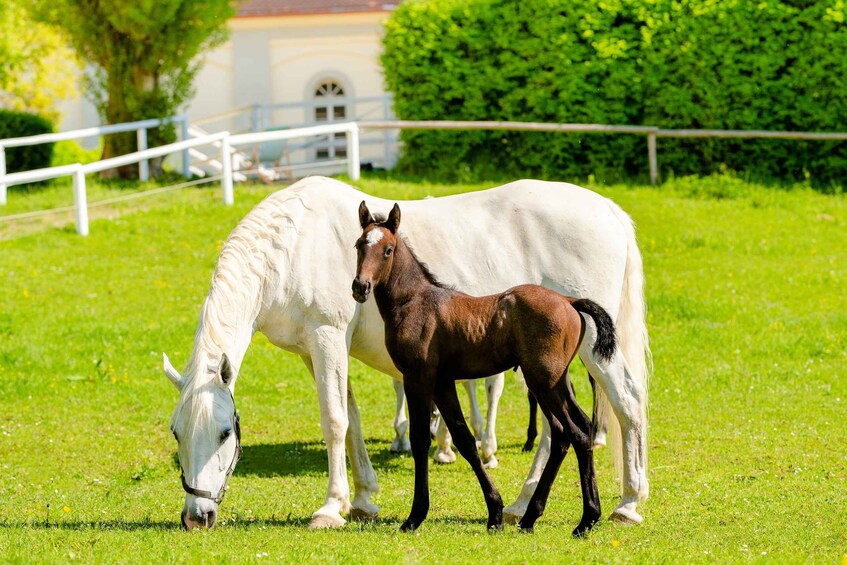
<box><xmin>37</xmin><ymin>0</ymin><xmax>235</xmax><ymax>178</ymax></box>
<box><xmin>0</xmin><ymin>0</ymin><xmax>79</xmax><ymax>124</ymax></box>
<box><xmin>382</xmin><ymin>0</ymin><xmax>847</xmax><ymax>189</ymax></box>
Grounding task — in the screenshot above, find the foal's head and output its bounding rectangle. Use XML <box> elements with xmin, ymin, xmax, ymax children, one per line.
<box><xmin>352</xmin><ymin>201</ymin><xmax>401</xmax><ymax>303</ymax></box>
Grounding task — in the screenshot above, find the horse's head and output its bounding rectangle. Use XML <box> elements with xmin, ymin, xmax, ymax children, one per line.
<box><xmin>164</xmin><ymin>352</ymin><xmax>241</xmax><ymax>530</ymax></box>
<box><xmin>352</xmin><ymin>201</ymin><xmax>401</xmax><ymax>303</ymax></box>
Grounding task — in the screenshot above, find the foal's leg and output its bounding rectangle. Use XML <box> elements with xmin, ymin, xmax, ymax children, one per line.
<box><xmin>401</xmin><ymin>378</ymin><xmax>434</xmax><ymax>532</ymax></box>
<box><xmin>390</xmin><ymin>380</ymin><xmax>411</xmax><ymax>452</ymax></box>
<box><xmin>481</xmin><ymin>372</ymin><xmax>505</xmax><ymax>469</ymax></box>
<box><xmin>434</xmin><ymin>381</ymin><xmax>504</xmax><ymax>530</ymax></box>
<box><xmin>519</xmin><ymin>372</ymin><xmax>601</xmax><ymax>536</ymax></box>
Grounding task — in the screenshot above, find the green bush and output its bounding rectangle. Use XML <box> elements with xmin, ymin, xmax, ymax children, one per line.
<box><xmin>51</xmin><ymin>140</ymin><xmax>102</xmax><ymax>167</ymax></box>
<box><xmin>0</xmin><ymin>110</ymin><xmax>55</xmax><ymax>173</ymax></box>
<box><xmin>382</xmin><ymin>0</ymin><xmax>847</xmax><ymax>189</ymax></box>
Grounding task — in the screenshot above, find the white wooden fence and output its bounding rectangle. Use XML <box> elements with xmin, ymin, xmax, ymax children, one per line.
<box><xmin>2</xmin><ymin>116</ymin><xmax>845</xmax><ymax>236</ymax></box>
<box><xmin>0</xmin><ymin>121</ymin><xmax>360</xmax><ymax>235</ymax></box>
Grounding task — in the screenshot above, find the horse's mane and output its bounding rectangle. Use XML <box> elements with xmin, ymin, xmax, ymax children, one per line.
<box><xmin>172</xmin><ymin>188</ymin><xmax>306</xmax><ymax>435</ymax></box>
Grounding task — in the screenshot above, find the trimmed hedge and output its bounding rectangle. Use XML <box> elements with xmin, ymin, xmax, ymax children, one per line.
<box><xmin>0</xmin><ymin>110</ymin><xmax>55</xmax><ymax>174</ymax></box>
<box><xmin>382</xmin><ymin>0</ymin><xmax>847</xmax><ymax>188</ymax></box>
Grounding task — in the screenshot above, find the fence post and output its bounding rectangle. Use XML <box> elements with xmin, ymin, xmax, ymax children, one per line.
<box><xmin>221</xmin><ymin>137</ymin><xmax>234</xmax><ymax>205</ymax></box>
<box><xmin>0</xmin><ymin>145</ymin><xmax>6</xmax><ymax>206</ymax></box>
<box><xmin>179</xmin><ymin>116</ymin><xmax>191</xmax><ymax>179</ymax></box>
<box><xmin>137</xmin><ymin>128</ymin><xmax>149</xmax><ymax>182</ymax></box>
<box><xmin>648</xmin><ymin>130</ymin><xmax>658</xmax><ymax>185</ymax></box>
<box><xmin>347</xmin><ymin>124</ymin><xmax>361</xmax><ymax>181</ymax></box>
<box><xmin>72</xmin><ymin>166</ymin><xmax>89</xmax><ymax>236</ymax></box>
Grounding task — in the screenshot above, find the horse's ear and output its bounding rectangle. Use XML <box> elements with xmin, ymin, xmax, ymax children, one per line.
<box><xmin>358</xmin><ymin>200</ymin><xmax>374</xmax><ymax>229</ymax></box>
<box><xmin>163</xmin><ymin>353</ymin><xmax>184</xmax><ymax>391</ymax></box>
<box><xmin>385</xmin><ymin>203</ymin><xmax>401</xmax><ymax>233</ymax></box>
<box><xmin>219</xmin><ymin>353</ymin><xmax>234</xmax><ymax>386</ymax></box>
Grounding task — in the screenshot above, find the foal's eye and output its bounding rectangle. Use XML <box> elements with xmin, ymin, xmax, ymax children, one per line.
<box><xmin>384</xmin><ymin>246</ymin><xmax>393</xmax><ymax>257</ymax></box>
<box><xmin>219</xmin><ymin>429</ymin><xmax>232</xmax><ymax>443</ymax></box>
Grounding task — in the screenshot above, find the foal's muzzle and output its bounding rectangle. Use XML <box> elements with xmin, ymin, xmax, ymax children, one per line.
<box><xmin>352</xmin><ymin>278</ymin><xmax>371</xmax><ymax>303</ymax></box>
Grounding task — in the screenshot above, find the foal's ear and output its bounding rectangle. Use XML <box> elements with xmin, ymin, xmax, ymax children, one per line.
<box><xmin>385</xmin><ymin>203</ymin><xmax>401</xmax><ymax>233</ymax></box>
<box><xmin>358</xmin><ymin>200</ymin><xmax>374</xmax><ymax>229</ymax></box>
<box><xmin>219</xmin><ymin>353</ymin><xmax>234</xmax><ymax>386</ymax></box>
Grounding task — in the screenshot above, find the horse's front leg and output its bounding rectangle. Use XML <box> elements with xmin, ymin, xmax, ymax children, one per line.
<box><xmin>304</xmin><ymin>326</ymin><xmax>355</xmax><ymax>529</ymax></box>
<box><xmin>401</xmin><ymin>377</ymin><xmax>433</xmax><ymax>532</ymax></box>
<box><xmin>346</xmin><ymin>383</ymin><xmax>380</xmax><ymax>521</ymax></box>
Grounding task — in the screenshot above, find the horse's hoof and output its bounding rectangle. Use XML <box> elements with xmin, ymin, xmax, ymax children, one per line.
<box><xmin>349</xmin><ymin>506</ymin><xmax>379</xmax><ymax>522</ymax></box>
<box><xmin>592</xmin><ymin>431</ymin><xmax>607</xmax><ymax>449</ymax></box>
<box><xmin>433</xmin><ymin>449</ymin><xmax>457</xmax><ymax>464</ymax></box>
<box><xmin>390</xmin><ymin>438</ymin><xmax>411</xmax><ymax>453</ymax></box>
<box><xmin>502</xmin><ymin>505</ymin><xmax>525</xmax><ymax>525</ymax></box>
<box><xmin>482</xmin><ymin>454</ymin><xmax>498</xmax><ymax>469</ymax></box>
<box><xmin>308</xmin><ymin>511</ymin><xmax>346</xmax><ymax>529</ymax></box>
<box><xmin>610</xmin><ymin>504</ymin><xmax>643</xmax><ymax>526</ymax></box>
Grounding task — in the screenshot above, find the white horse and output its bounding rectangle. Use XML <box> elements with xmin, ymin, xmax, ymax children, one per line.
<box><xmin>164</xmin><ymin>176</ymin><xmax>650</xmax><ymax>530</ymax></box>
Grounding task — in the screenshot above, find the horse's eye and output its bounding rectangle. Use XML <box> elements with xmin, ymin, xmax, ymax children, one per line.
<box><xmin>219</xmin><ymin>429</ymin><xmax>232</xmax><ymax>443</ymax></box>
<box><xmin>384</xmin><ymin>246</ymin><xmax>393</xmax><ymax>257</ymax></box>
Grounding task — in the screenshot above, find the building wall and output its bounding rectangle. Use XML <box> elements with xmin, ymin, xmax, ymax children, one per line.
<box><xmin>54</xmin><ymin>11</ymin><xmax>396</xmax><ymax>167</ymax></box>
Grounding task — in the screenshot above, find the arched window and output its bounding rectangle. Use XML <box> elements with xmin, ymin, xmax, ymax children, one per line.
<box><xmin>314</xmin><ymin>80</ymin><xmax>347</xmax><ymax>160</ymax></box>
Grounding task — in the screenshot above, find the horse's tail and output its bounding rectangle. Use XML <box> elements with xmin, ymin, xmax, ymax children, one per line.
<box><xmin>572</xmin><ymin>299</ymin><xmax>617</xmax><ymax>362</ymax></box>
<box><xmin>600</xmin><ymin>201</ymin><xmax>651</xmax><ymax>494</ymax></box>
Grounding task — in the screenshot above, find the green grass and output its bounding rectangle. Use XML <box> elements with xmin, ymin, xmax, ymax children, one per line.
<box><xmin>0</xmin><ymin>174</ymin><xmax>845</xmax><ymax>563</ymax></box>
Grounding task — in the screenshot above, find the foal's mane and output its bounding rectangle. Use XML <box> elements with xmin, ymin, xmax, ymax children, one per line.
<box><xmin>396</xmin><ymin>232</ymin><xmax>452</xmax><ymax>291</ymax></box>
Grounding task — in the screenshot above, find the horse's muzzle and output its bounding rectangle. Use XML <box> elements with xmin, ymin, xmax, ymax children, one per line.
<box><xmin>352</xmin><ymin>278</ymin><xmax>371</xmax><ymax>303</ymax></box>
<box><xmin>182</xmin><ymin>503</ymin><xmax>218</xmax><ymax>530</ymax></box>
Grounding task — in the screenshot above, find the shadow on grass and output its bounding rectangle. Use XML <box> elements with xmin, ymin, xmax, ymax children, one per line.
<box><xmin>0</xmin><ymin>514</ymin><xmax>499</xmax><ymax>532</ymax></box>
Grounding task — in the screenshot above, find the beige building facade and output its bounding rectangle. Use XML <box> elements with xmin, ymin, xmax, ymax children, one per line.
<box><xmin>60</xmin><ymin>1</ymin><xmax>401</xmax><ymax>169</ymax></box>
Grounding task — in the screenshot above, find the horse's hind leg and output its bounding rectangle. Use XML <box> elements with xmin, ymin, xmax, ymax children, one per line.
<box><xmin>346</xmin><ymin>384</ymin><xmax>380</xmax><ymax>521</ymax></box>
<box><xmin>390</xmin><ymin>380</ymin><xmax>411</xmax><ymax>453</ymax></box>
<box><xmin>523</xmin><ymin>391</ymin><xmax>538</xmax><ymax>452</ymax></box>
<box><xmin>581</xmin><ymin>344</ymin><xmax>648</xmax><ymax>525</ymax></box>
<box><xmin>590</xmin><ymin>375</ymin><xmax>610</xmax><ymax>448</ymax></box>
<box><xmin>434</xmin><ymin>381</ymin><xmax>504</xmax><ymax>530</ymax></box>
<box><xmin>504</xmin><ymin>412</ymin><xmax>551</xmax><ymax>524</ymax></box>
<box><xmin>481</xmin><ymin>372</ymin><xmax>504</xmax><ymax>469</ymax></box>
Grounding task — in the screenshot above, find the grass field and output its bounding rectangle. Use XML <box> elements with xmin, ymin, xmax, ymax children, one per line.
<box><xmin>0</xmin><ymin>174</ymin><xmax>845</xmax><ymax>563</ymax></box>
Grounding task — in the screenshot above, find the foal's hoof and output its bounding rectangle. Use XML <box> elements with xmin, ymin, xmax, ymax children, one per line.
<box><xmin>521</xmin><ymin>440</ymin><xmax>535</xmax><ymax>452</ymax></box>
<box><xmin>433</xmin><ymin>449</ymin><xmax>457</xmax><ymax>464</ymax></box>
<box><xmin>487</xmin><ymin>522</ymin><xmax>504</xmax><ymax>532</ymax></box>
<box><xmin>399</xmin><ymin>519</ymin><xmax>420</xmax><ymax>532</ymax></box>
<box><xmin>610</xmin><ymin>504</ymin><xmax>643</xmax><ymax>526</ymax></box>
<box><xmin>308</xmin><ymin>511</ymin><xmax>346</xmax><ymax>529</ymax></box>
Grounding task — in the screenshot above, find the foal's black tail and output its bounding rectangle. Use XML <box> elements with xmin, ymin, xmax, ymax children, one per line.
<box><xmin>571</xmin><ymin>299</ymin><xmax>617</xmax><ymax>362</ymax></box>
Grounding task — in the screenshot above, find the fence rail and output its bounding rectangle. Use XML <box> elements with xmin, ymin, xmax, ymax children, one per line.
<box><xmin>0</xmin><ymin>114</ymin><xmax>191</xmax><ymax>205</ymax></box>
<box><xmin>3</xmin><ymin>117</ymin><xmax>845</xmax><ymax>236</ymax></box>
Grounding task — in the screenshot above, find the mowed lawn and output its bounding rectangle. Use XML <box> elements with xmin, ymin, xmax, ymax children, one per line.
<box><xmin>0</xmin><ymin>175</ymin><xmax>844</xmax><ymax>563</ymax></box>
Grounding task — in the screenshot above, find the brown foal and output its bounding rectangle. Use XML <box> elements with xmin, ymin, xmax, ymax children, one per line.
<box><xmin>352</xmin><ymin>201</ymin><xmax>617</xmax><ymax>536</ymax></box>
